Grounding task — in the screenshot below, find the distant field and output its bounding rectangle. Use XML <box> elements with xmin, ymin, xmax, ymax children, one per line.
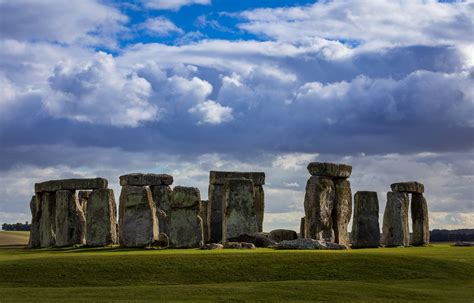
<box><xmin>0</xmin><ymin>243</ymin><xmax>472</xmax><ymax>302</ymax></box>
<box><xmin>0</xmin><ymin>231</ymin><xmax>29</xmax><ymax>246</ymax></box>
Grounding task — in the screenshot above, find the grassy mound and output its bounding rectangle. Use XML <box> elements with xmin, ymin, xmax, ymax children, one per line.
<box><xmin>0</xmin><ymin>244</ymin><xmax>472</xmax><ymax>302</ymax></box>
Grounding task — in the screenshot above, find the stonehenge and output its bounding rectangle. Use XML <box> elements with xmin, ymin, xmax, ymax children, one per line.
<box><xmin>303</xmin><ymin>162</ymin><xmax>352</xmax><ymax>245</ymax></box>
<box><xmin>27</xmin><ymin>167</ymin><xmax>431</xmax><ymax>251</ymax></box>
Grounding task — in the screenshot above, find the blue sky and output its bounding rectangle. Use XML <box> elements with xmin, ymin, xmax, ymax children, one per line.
<box><xmin>0</xmin><ymin>0</ymin><xmax>473</xmax><ymax>231</ymax></box>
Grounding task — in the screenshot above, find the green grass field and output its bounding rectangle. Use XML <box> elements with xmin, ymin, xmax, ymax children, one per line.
<box><xmin>0</xmin><ymin>233</ymin><xmax>472</xmax><ymax>302</ymax></box>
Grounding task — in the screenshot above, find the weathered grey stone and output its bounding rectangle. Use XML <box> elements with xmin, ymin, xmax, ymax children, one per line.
<box><xmin>150</xmin><ymin>185</ymin><xmax>172</xmax><ymax>237</ymax></box>
<box><xmin>307</xmin><ymin>162</ymin><xmax>352</xmax><ymax>178</ymax></box>
<box><xmin>300</xmin><ymin>217</ymin><xmax>306</xmax><ymax>238</ymax></box>
<box><xmin>210</xmin><ymin>171</ymin><xmax>265</xmax><ymax>186</ymax></box>
<box><xmin>167</xmin><ymin>186</ymin><xmax>203</xmax><ymax>248</ymax></box>
<box><xmin>28</xmin><ymin>195</ymin><xmax>41</xmax><ymax>248</ymax></box>
<box><xmin>382</xmin><ymin>191</ymin><xmax>409</xmax><ymax>247</ymax></box>
<box><xmin>351</xmin><ymin>191</ymin><xmax>380</xmax><ymax>248</ymax></box>
<box><xmin>208</xmin><ymin>183</ymin><xmax>224</xmax><ymax>243</ymax></box>
<box><xmin>222</xmin><ymin>179</ymin><xmax>258</xmax><ymax>244</ymax></box>
<box><xmin>119</xmin><ymin>186</ymin><xmax>159</xmax><ymax>247</ymax></box>
<box><xmin>55</xmin><ymin>190</ymin><xmax>86</xmax><ymax>247</ymax></box>
<box><xmin>333</xmin><ymin>179</ymin><xmax>352</xmax><ymax>245</ymax></box>
<box><xmin>411</xmin><ymin>193</ymin><xmax>429</xmax><ymax>246</ymax></box>
<box><xmin>86</xmin><ymin>189</ymin><xmax>118</xmax><ymax>246</ymax></box>
<box><xmin>275</xmin><ymin>238</ymin><xmax>348</xmax><ymax>250</ymax></box>
<box><xmin>254</xmin><ymin>186</ymin><xmax>265</xmax><ymax>232</ymax></box>
<box><xmin>119</xmin><ymin>173</ymin><xmax>173</xmax><ymax>186</ymax></box>
<box><xmin>255</xmin><ymin>233</ymin><xmax>277</xmax><ymax>248</ymax></box>
<box><xmin>391</xmin><ymin>181</ymin><xmax>424</xmax><ymax>194</ymax></box>
<box><xmin>201</xmin><ymin>243</ymin><xmax>224</xmax><ymax>250</ymax></box>
<box><xmin>304</xmin><ymin>176</ymin><xmax>335</xmax><ymax>240</ymax></box>
<box><xmin>269</xmin><ymin>229</ymin><xmax>298</xmax><ymax>242</ymax></box>
<box><xmin>77</xmin><ymin>190</ymin><xmax>91</xmax><ymax>216</ymax></box>
<box><xmin>35</xmin><ymin>178</ymin><xmax>108</xmax><ymax>193</ymax></box>
<box><xmin>199</xmin><ymin>200</ymin><xmax>209</xmax><ymax>243</ymax></box>
<box><xmin>39</xmin><ymin>192</ymin><xmax>56</xmax><ymax>247</ymax></box>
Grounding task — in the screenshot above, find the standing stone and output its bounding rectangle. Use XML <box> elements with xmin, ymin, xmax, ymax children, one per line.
<box><xmin>208</xmin><ymin>183</ymin><xmax>225</xmax><ymax>243</ymax></box>
<box><xmin>39</xmin><ymin>192</ymin><xmax>56</xmax><ymax>247</ymax></box>
<box><xmin>382</xmin><ymin>191</ymin><xmax>409</xmax><ymax>247</ymax></box>
<box><xmin>28</xmin><ymin>195</ymin><xmax>41</xmax><ymax>248</ymax></box>
<box><xmin>86</xmin><ymin>189</ymin><xmax>118</xmax><ymax>246</ymax></box>
<box><xmin>55</xmin><ymin>190</ymin><xmax>86</xmax><ymax>247</ymax></box>
<box><xmin>199</xmin><ymin>200</ymin><xmax>209</xmax><ymax>243</ymax></box>
<box><xmin>119</xmin><ymin>186</ymin><xmax>159</xmax><ymax>247</ymax></box>
<box><xmin>222</xmin><ymin>179</ymin><xmax>258</xmax><ymax>244</ymax></box>
<box><xmin>411</xmin><ymin>193</ymin><xmax>430</xmax><ymax>246</ymax></box>
<box><xmin>300</xmin><ymin>217</ymin><xmax>306</xmax><ymax>238</ymax></box>
<box><xmin>304</xmin><ymin>176</ymin><xmax>335</xmax><ymax>241</ymax></box>
<box><xmin>254</xmin><ymin>186</ymin><xmax>265</xmax><ymax>232</ymax></box>
<box><xmin>151</xmin><ymin>185</ymin><xmax>173</xmax><ymax>238</ymax></box>
<box><xmin>333</xmin><ymin>179</ymin><xmax>352</xmax><ymax>245</ymax></box>
<box><xmin>351</xmin><ymin>191</ymin><xmax>380</xmax><ymax>248</ymax></box>
<box><xmin>168</xmin><ymin>186</ymin><xmax>203</xmax><ymax>248</ymax></box>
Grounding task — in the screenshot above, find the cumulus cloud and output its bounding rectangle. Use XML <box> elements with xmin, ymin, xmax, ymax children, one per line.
<box><xmin>142</xmin><ymin>0</ymin><xmax>211</xmax><ymax>11</ymax></box>
<box><xmin>139</xmin><ymin>17</ymin><xmax>183</xmax><ymax>37</ymax></box>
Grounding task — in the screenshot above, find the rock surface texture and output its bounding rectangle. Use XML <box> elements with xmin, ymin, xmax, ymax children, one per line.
<box><xmin>86</xmin><ymin>188</ymin><xmax>118</xmax><ymax>246</ymax></box>
<box><xmin>351</xmin><ymin>191</ymin><xmax>380</xmax><ymax>248</ymax></box>
<box><xmin>222</xmin><ymin>178</ymin><xmax>258</xmax><ymax>244</ymax></box>
<box><xmin>382</xmin><ymin>191</ymin><xmax>409</xmax><ymax>247</ymax></box>
<box><xmin>411</xmin><ymin>193</ymin><xmax>430</xmax><ymax>246</ymax></box>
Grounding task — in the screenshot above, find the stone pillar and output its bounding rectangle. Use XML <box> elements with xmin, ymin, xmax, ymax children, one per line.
<box><xmin>39</xmin><ymin>191</ymin><xmax>56</xmax><ymax>247</ymax></box>
<box><xmin>222</xmin><ymin>178</ymin><xmax>258</xmax><ymax>244</ymax></box>
<box><xmin>351</xmin><ymin>191</ymin><xmax>380</xmax><ymax>248</ymax></box>
<box><xmin>304</xmin><ymin>176</ymin><xmax>335</xmax><ymax>241</ymax></box>
<box><xmin>411</xmin><ymin>193</ymin><xmax>429</xmax><ymax>246</ymax></box>
<box><xmin>382</xmin><ymin>191</ymin><xmax>409</xmax><ymax>247</ymax></box>
<box><xmin>28</xmin><ymin>195</ymin><xmax>41</xmax><ymax>248</ymax></box>
<box><xmin>151</xmin><ymin>184</ymin><xmax>173</xmax><ymax>238</ymax></box>
<box><xmin>55</xmin><ymin>190</ymin><xmax>86</xmax><ymax>247</ymax></box>
<box><xmin>86</xmin><ymin>188</ymin><xmax>118</xmax><ymax>246</ymax></box>
<box><xmin>199</xmin><ymin>200</ymin><xmax>209</xmax><ymax>243</ymax></box>
<box><xmin>300</xmin><ymin>217</ymin><xmax>305</xmax><ymax>238</ymax></box>
<box><xmin>119</xmin><ymin>185</ymin><xmax>159</xmax><ymax>247</ymax></box>
<box><xmin>333</xmin><ymin>179</ymin><xmax>352</xmax><ymax>245</ymax></box>
<box><xmin>168</xmin><ymin>186</ymin><xmax>203</xmax><ymax>248</ymax></box>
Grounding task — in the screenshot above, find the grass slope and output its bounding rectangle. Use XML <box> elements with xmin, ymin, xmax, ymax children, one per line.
<box><xmin>0</xmin><ymin>231</ymin><xmax>29</xmax><ymax>246</ymax></box>
<box><xmin>0</xmin><ymin>244</ymin><xmax>472</xmax><ymax>302</ymax></box>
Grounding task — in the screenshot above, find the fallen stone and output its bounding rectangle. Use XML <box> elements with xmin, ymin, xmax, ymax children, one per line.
<box><xmin>86</xmin><ymin>189</ymin><xmax>118</xmax><ymax>246</ymax></box>
<box><xmin>200</xmin><ymin>243</ymin><xmax>224</xmax><ymax>250</ymax></box>
<box><xmin>351</xmin><ymin>191</ymin><xmax>380</xmax><ymax>248</ymax></box>
<box><xmin>255</xmin><ymin>233</ymin><xmax>277</xmax><ymax>248</ymax></box>
<box><xmin>28</xmin><ymin>195</ymin><xmax>41</xmax><ymax>248</ymax></box>
<box><xmin>119</xmin><ymin>173</ymin><xmax>173</xmax><ymax>186</ymax></box>
<box><xmin>275</xmin><ymin>238</ymin><xmax>348</xmax><ymax>250</ymax></box>
<box><xmin>269</xmin><ymin>229</ymin><xmax>298</xmax><ymax>242</ymax></box>
<box><xmin>119</xmin><ymin>185</ymin><xmax>159</xmax><ymax>247</ymax></box>
<box><xmin>35</xmin><ymin>178</ymin><xmax>108</xmax><ymax>193</ymax></box>
<box><xmin>254</xmin><ymin>185</ymin><xmax>265</xmax><ymax>232</ymax></box>
<box><xmin>39</xmin><ymin>192</ymin><xmax>56</xmax><ymax>247</ymax></box>
<box><xmin>390</xmin><ymin>181</ymin><xmax>424</xmax><ymax>194</ymax></box>
<box><xmin>307</xmin><ymin>162</ymin><xmax>352</xmax><ymax>178</ymax></box>
<box><xmin>199</xmin><ymin>200</ymin><xmax>209</xmax><ymax>243</ymax></box>
<box><xmin>222</xmin><ymin>178</ymin><xmax>258</xmax><ymax>244</ymax></box>
<box><xmin>333</xmin><ymin>179</ymin><xmax>352</xmax><ymax>245</ymax></box>
<box><xmin>304</xmin><ymin>176</ymin><xmax>335</xmax><ymax>240</ymax></box>
<box><xmin>210</xmin><ymin>171</ymin><xmax>265</xmax><ymax>186</ymax></box>
<box><xmin>411</xmin><ymin>193</ymin><xmax>430</xmax><ymax>246</ymax></box>
<box><xmin>55</xmin><ymin>190</ymin><xmax>86</xmax><ymax>247</ymax></box>
<box><xmin>167</xmin><ymin>186</ymin><xmax>203</xmax><ymax>248</ymax></box>
<box><xmin>150</xmin><ymin>185</ymin><xmax>173</xmax><ymax>236</ymax></box>
<box><xmin>382</xmin><ymin>191</ymin><xmax>409</xmax><ymax>247</ymax></box>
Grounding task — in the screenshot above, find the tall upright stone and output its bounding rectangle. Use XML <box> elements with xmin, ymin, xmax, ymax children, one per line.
<box><xmin>351</xmin><ymin>191</ymin><xmax>380</xmax><ymax>248</ymax></box>
<box><xmin>382</xmin><ymin>191</ymin><xmax>409</xmax><ymax>247</ymax></box>
<box><xmin>168</xmin><ymin>186</ymin><xmax>203</xmax><ymax>248</ymax></box>
<box><xmin>28</xmin><ymin>195</ymin><xmax>41</xmax><ymax>248</ymax></box>
<box><xmin>333</xmin><ymin>179</ymin><xmax>352</xmax><ymax>245</ymax></box>
<box><xmin>86</xmin><ymin>189</ymin><xmax>118</xmax><ymax>246</ymax></box>
<box><xmin>200</xmin><ymin>200</ymin><xmax>209</xmax><ymax>243</ymax></box>
<box><xmin>222</xmin><ymin>178</ymin><xmax>258</xmax><ymax>244</ymax></box>
<box><xmin>55</xmin><ymin>190</ymin><xmax>86</xmax><ymax>247</ymax></box>
<box><xmin>151</xmin><ymin>185</ymin><xmax>173</xmax><ymax>238</ymax></box>
<box><xmin>119</xmin><ymin>185</ymin><xmax>159</xmax><ymax>247</ymax></box>
<box><xmin>411</xmin><ymin>193</ymin><xmax>429</xmax><ymax>246</ymax></box>
<box><xmin>304</xmin><ymin>176</ymin><xmax>335</xmax><ymax>241</ymax></box>
<box><xmin>39</xmin><ymin>192</ymin><xmax>56</xmax><ymax>247</ymax></box>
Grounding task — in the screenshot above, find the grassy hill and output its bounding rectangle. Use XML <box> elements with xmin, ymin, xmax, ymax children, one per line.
<box><xmin>0</xmin><ymin>231</ymin><xmax>29</xmax><ymax>247</ymax></box>
<box><xmin>0</xmin><ymin>244</ymin><xmax>472</xmax><ymax>302</ymax></box>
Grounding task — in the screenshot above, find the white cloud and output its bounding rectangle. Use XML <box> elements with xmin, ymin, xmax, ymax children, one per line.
<box><xmin>142</xmin><ymin>0</ymin><xmax>211</xmax><ymax>11</ymax></box>
<box><xmin>188</xmin><ymin>100</ymin><xmax>233</xmax><ymax>124</ymax></box>
<box><xmin>139</xmin><ymin>17</ymin><xmax>183</xmax><ymax>37</ymax></box>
